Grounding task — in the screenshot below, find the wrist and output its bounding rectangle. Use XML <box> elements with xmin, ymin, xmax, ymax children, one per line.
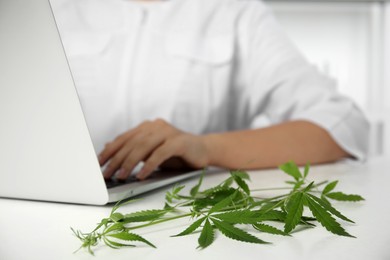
<box><xmin>200</xmin><ymin>133</ymin><xmax>224</xmax><ymax>167</ymax></box>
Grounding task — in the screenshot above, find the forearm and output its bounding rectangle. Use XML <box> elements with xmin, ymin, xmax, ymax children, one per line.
<box><xmin>202</xmin><ymin>120</ymin><xmax>350</xmax><ymax>169</ymax></box>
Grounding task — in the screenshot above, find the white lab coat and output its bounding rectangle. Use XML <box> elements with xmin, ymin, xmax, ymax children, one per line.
<box><xmin>51</xmin><ymin>0</ymin><xmax>369</xmax><ymax>159</ymax></box>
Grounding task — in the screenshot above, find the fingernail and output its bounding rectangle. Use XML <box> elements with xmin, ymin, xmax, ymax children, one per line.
<box><xmin>137</xmin><ymin>169</ymin><xmax>147</xmax><ymax>181</ymax></box>
<box><xmin>118</xmin><ymin>168</ymin><xmax>127</xmax><ymax>179</ymax></box>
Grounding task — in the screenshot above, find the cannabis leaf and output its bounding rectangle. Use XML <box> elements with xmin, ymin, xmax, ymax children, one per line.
<box><xmin>279</xmin><ymin>161</ymin><xmax>302</xmax><ymax>181</ymax></box>
<box><xmin>325</xmin><ymin>192</ymin><xmax>364</xmax><ymax>202</ymax></box>
<box><xmin>284</xmin><ymin>191</ymin><xmax>304</xmax><ymax>233</ymax></box>
<box><xmin>122</xmin><ymin>209</ymin><xmax>167</xmax><ymax>223</ymax></box>
<box><xmin>322</xmin><ymin>180</ymin><xmax>338</xmax><ymax>195</ymax></box>
<box><xmin>208</xmin><ymin>191</ymin><xmax>237</xmax><ymax>214</ymax></box>
<box><xmin>211</xmin><ymin>218</ymin><xmax>269</xmax><ymax>244</ymax></box>
<box><xmin>307</xmin><ymin>194</ymin><xmax>354</xmax><ymax>223</ymax></box>
<box><xmin>72</xmin><ymin>161</ymin><xmax>364</xmax><ymax>254</ymax></box>
<box><xmin>233</xmin><ymin>174</ymin><xmax>250</xmax><ymax>195</ymax></box>
<box><xmin>173</xmin><ymin>217</ymin><xmax>207</xmax><ymax>237</ymax></box>
<box><xmin>212</xmin><ymin>209</ymin><xmax>263</xmax><ymax>224</ymax></box>
<box><xmin>304</xmin><ymin>194</ymin><xmax>353</xmax><ymax>237</ymax></box>
<box><xmin>165</xmin><ymin>185</ymin><xmax>185</xmax><ymax>203</ymax></box>
<box><xmin>198</xmin><ymin>219</ymin><xmax>215</xmax><ymax>249</ymax></box>
<box><xmin>107</xmin><ymin>232</ymin><xmax>156</xmax><ymax>248</ymax></box>
<box><xmin>190</xmin><ymin>172</ymin><xmax>204</xmax><ymax>197</ymax></box>
<box><xmin>253</xmin><ymin>223</ymin><xmax>289</xmax><ymax>236</ymax></box>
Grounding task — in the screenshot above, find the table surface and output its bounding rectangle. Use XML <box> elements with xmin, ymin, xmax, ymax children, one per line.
<box><xmin>1</xmin><ymin>156</ymin><xmax>389</xmax><ymax>260</ymax></box>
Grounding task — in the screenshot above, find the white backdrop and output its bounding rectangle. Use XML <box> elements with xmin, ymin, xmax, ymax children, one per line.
<box><xmin>266</xmin><ymin>0</ymin><xmax>389</xmax><ymax>157</ymax></box>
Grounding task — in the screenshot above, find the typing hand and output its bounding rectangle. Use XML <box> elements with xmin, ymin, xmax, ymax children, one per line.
<box><xmin>98</xmin><ymin>119</ymin><xmax>209</xmax><ymax>181</ymax></box>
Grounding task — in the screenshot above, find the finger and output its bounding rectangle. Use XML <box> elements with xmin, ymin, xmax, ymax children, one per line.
<box><xmin>98</xmin><ymin>121</ymin><xmax>153</xmax><ymax>165</ymax></box>
<box><xmin>116</xmin><ymin>133</ymin><xmax>166</xmax><ymax>180</ymax></box>
<box><xmin>102</xmin><ymin>144</ymin><xmax>134</xmax><ymax>180</ymax></box>
<box><xmin>98</xmin><ymin>135</ymin><xmax>129</xmax><ymax>166</ymax></box>
<box><xmin>136</xmin><ymin>140</ymin><xmax>181</xmax><ymax>180</ymax></box>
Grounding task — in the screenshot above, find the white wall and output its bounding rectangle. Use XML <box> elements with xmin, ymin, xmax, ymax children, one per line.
<box><xmin>266</xmin><ymin>1</ymin><xmax>389</xmax><ymax>157</ymax></box>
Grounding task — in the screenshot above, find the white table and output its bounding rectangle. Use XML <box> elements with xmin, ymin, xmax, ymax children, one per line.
<box><xmin>1</xmin><ymin>157</ymin><xmax>389</xmax><ymax>260</ymax></box>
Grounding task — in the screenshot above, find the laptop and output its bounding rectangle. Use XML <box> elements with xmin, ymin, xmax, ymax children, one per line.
<box><xmin>0</xmin><ymin>0</ymin><xmax>202</xmax><ymax>205</ymax></box>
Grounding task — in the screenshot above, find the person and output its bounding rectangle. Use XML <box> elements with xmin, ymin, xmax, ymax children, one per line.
<box><xmin>50</xmin><ymin>0</ymin><xmax>369</xmax><ymax>181</ymax></box>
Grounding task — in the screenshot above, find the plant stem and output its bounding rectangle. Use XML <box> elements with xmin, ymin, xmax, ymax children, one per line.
<box><xmin>127</xmin><ymin>213</ymin><xmax>193</xmax><ymax>231</ymax></box>
<box><xmin>251</xmin><ymin>180</ymin><xmax>328</xmax><ymax>193</ymax></box>
<box><xmin>251</xmin><ymin>187</ymin><xmax>294</xmax><ymax>192</ymax></box>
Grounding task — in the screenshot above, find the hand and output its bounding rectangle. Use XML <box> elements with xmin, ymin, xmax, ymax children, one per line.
<box><xmin>98</xmin><ymin>119</ymin><xmax>210</xmax><ymax>180</ymax></box>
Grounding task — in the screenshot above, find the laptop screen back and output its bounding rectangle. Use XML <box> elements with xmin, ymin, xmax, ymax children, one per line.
<box><xmin>0</xmin><ymin>0</ymin><xmax>109</xmax><ymax>204</ymax></box>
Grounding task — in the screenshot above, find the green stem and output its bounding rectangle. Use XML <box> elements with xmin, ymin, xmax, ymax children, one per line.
<box><xmin>126</xmin><ymin>213</ymin><xmax>193</xmax><ymax>231</ymax></box>
<box><xmin>251</xmin><ymin>187</ymin><xmax>294</xmax><ymax>192</ymax></box>
<box><xmin>263</xmin><ymin>199</ymin><xmax>286</xmax><ymax>213</ymax></box>
<box><xmin>250</xmin><ymin>194</ymin><xmax>289</xmax><ymax>206</ymax></box>
<box><xmin>251</xmin><ymin>180</ymin><xmax>328</xmax><ymax>193</ymax></box>
<box><xmin>311</xmin><ymin>180</ymin><xmax>328</xmax><ymax>189</ymax></box>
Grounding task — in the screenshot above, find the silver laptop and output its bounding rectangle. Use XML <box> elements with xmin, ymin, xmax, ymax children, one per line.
<box><xmin>0</xmin><ymin>0</ymin><xmax>202</xmax><ymax>205</ymax></box>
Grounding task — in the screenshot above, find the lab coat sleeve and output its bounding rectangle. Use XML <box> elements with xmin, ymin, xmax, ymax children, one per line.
<box><xmin>240</xmin><ymin>0</ymin><xmax>369</xmax><ymax>161</ymax></box>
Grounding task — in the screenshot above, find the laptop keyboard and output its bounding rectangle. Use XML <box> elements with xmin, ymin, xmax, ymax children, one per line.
<box><xmin>105</xmin><ymin>175</ymin><xmax>139</xmax><ymax>189</ymax></box>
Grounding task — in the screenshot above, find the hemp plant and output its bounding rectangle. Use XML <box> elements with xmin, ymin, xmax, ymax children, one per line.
<box><xmin>72</xmin><ymin>161</ymin><xmax>364</xmax><ymax>254</ymax></box>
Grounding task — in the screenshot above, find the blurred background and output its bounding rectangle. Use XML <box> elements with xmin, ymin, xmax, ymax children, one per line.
<box><xmin>265</xmin><ymin>0</ymin><xmax>389</xmax><ymax>158</ymax></box>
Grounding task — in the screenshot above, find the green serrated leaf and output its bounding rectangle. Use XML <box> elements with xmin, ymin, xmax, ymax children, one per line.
<box><xmin>221</xmin><ymin>177</ymin><xmax>234</xmax><ymax>188</ymax></box>
<box><xmin>192</xmin><ymin>188</ymin><xmax>237</xmax><ymax>212</ymax></box>
<box><xmin>198</xmin><ymin>219</ymin><xmax>215</xmax><ymax>249</ymax></box>
<box><xmin>103</xmin><ymin>237</ymin><xmax>121</xmax><ymax>249</ymax></box>
<box><xmin>91</xmin><ymin>218</ymin><xmax>109</xmax><ymax>233</ymax></box>
<box><xmin>208</xmin><ymin>191</ymin><xmax>237</xmax><ymax>214</ymax></box>
<box><xmin>304</xmin><ymin>194</ymin><xmax>354</xmax><ymax>237</ymax></box>
<box><xmin>212</xmin><ymin>210</ymin><xmax>261</xmax><ymax>224</ymax></box>
<box><xmin>302</xmin><ymin>181</ymin><xmax>314</xmax><ymax>192</ymax></box>
<box><xmin>293</xmin><ymin>180</ymin><xmax>305</xmax><ymax>191</ymax></box>
<box><xmin>165</xmin><ymin>192</ymin><xmax>173</xmax><ymax>203</ymax></box>
<box><xmin>284</xmin><ymin>192</ymin><xmax>304</xmax><ymax>233</ymax></box>
<box><xmin>103</xmin><ymin>237</ymin><xmax>136</xmax><ymax>249</ymax></box>
<box><xmin>108</xmin><ymin>232</ymin><xmax>156</xmax><ymax>248</ymax></box>
<box><xmin>322</xmin><ymin>181</ymin><xmax>338</xmax><ymax>195</ymax></box>
<box><xmin>104</xmin><ymin>222</ymin><xmax>125</xmax><ymax>234</ymax></box>
<box><xmin>301</xmin><ymin>215</ymin><xmax>317</xmax><ymax>222</ymax></box>
<box><xmin>233</xmin><ymin>175</ymin><xmax>250</xmax><ymax>195</ymax></box>
<box><xmin>230</xmin><ymin>170</ymin><xmax>250</xmax><ymax>180</ymax></box>
<box><xmin>279</xmin><ymin>161</ymin><xmax>302</xmax><ymax>181</ymax></box>
<box><xmin>164</xmin><ymin>202</ymin><xmax>174</xmax><ymax>210</ymax></box>
<box><xmin>210</xmin><ymin>187</ymin><xmax>236</xmax><ymax>200</ymax></box>
<box><xmin>173</xmin><ymin>185</ymin><xmax>185</xmax><ymax>194</ymax></box>
<box><xmin>253</xmin><ymin>223</ymin><xmax>289</xmax><ymax>236</ymax></box>
<box><xmin>191</xmin><ymin>198</ymin><xmax>213</xmax><ymax>212</ymax></box>
<box><xmin>257</xmin><ymin>210</ymin><xmax>287</xmax><ymax>222</ymax></box>
<box><xmin>211</xmin><ymin>219</ymin><xmax>269</xmax><ymax>244</ymax></box>
<box><xmin>110</xmin><ymin>199</ymin><xmax>139</xmax><ymax>215</ymax></box>
<box><xmin>307</xmin><ymin>194</ymin><xmax>354</xmax><ymax>223</ymax></box>
<box><xmin>190</xmin><ymin>172</ymin><xmax>204</xmax><ymax>197</ymax></box>
<box><xmin>259</xmin><ymin>200</ymin><xmax>282</xmax><ymax>211</ymax></box>
<box><xmin>73</xmin><ymin>159</ymin><xmax>364</xmax><ymax>255</ymax></box>
<box><xmin>303</xmin><ymin>162</ymin><xmax>310</xmax><ymax>178</ymax></box>
<box><xmin>326</xmin><ymin>192</ymin><xmax>365</xmax><ymax>202</ymax></box>
<box><xmin>123</xmin><ymin>209</ymin><xmax>167</xmax><ymax>223</ymax></box>
<box><xmin>110</xmin><ymin>212</ymin><xmax>124</xmax><ymax>222</ymax></box>
<box><xmin>110</xmin><ymin>200</ymin><xmax>123</xmax><ymax>215</ymax></box>
<box><xmin>166</xmin><ymin>185</ymin><xmax>185</xmax><ymax>203</ymax></box>
<box><xmin>201</xmin><ymin>185</ymin><xmax>225</xmax><ymax>196</ymax></box>
<box><xmin>173</xmin><ymin>217</ymin><xmax>206</xmax><ymax>237</ymax></box>
<box><xmin>320</xmin><ymin>195</ymin><xmax>332</xmax><ymax>206</ymax></box>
